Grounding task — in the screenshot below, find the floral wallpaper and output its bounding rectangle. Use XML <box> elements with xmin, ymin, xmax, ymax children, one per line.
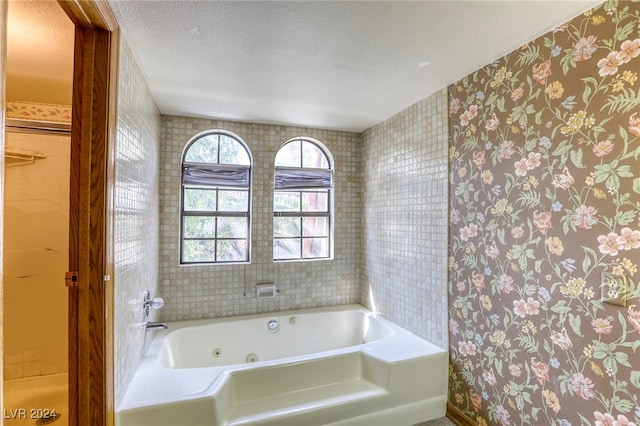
<box><xmin>448</xmin><ymin>1</ymin><xmax>640</xmax><ymax>425</ymax></box>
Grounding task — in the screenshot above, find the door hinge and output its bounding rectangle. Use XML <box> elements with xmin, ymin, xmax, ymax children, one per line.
<box><xmin>65</xmin><ymin>271</ymin><xmax>79</xmax><ymax>287</ymax></box>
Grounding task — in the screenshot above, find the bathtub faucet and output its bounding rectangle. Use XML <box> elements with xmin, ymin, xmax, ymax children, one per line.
<box><xmin>146</xmin><ymin>321</ymin><xmax>168</xmax><ymax>332</ymax></box>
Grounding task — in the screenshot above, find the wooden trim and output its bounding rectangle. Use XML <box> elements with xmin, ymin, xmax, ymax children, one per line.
<box><xmin>447</xmin><ymin>402</ymin><xmax>477</xmax><ymax>426</ymax></box>
<box><xmin>104</xmin><ymin>28</ymin><xmax>119</xmax><ymax>426</ymax></box>
<box><xmin>58</xmin><ymin>0</ymin><xmax>118</xmax><ymax>31</ymax></box>
<box><xmin>0</xmin><ymin>0</ymin><xmax>7</xmax><ymax>413</ymax></box>
<box><xmin>67</xmin><ymin>26</ymin><xmax>82</xmax><ymax>426</ymax></box>
<box><xmin>64</xmin><ymin>1</ymin><xmax>118</xmax><ymax>424</ymax></box>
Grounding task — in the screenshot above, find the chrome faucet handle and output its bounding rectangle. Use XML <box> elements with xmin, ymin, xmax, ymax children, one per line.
<box><xmin>143</xmin><ymin>290</ymin><xmax>165</xmax><ymax>318</ymax></box>
<box><xmin>149</xmin><ymin>297</ymin><xmax>164</xmax><ymax>309</ymax></box>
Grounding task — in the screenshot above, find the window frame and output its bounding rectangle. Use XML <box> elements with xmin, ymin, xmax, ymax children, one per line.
<box><xmin>180</xmin><ymin>130</ymin><xmax>252</xmax><ymax>265</ymax></box>
<box><xmin>273</xmin><ymin>137</ymin><xmax>334</xmax><ymax>262</ymax></box>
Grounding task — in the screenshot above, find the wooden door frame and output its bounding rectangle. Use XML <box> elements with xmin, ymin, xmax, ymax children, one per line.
<box><xmin>0</xmin><ymin>1</ymin><xmax>6</xmax><ymax>419</ymax></box>
<box><xmin>56</xmin><ymin>2</ymin><xmax>118</xmax><ymax>425</ymax></box>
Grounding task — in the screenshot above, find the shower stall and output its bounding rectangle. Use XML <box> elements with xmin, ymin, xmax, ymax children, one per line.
<box><xmin>3</xmin><ymin>118</ymin><xmax>70</xmax><ymax>425</ymax></box>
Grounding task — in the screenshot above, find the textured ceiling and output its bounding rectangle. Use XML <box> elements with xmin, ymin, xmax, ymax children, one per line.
<box><xmin>7</xmin><ymin>1</ymin><xmax>603</xmax><ymax>132</ymax></box>
<box><xmin>109</xmin><ymin>1</ymin><xmax>602</xmax><ymax>132</ymax></box>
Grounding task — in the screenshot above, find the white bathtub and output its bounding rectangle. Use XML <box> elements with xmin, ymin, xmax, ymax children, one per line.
<box><xmin>116</xmin><ymin>304</ymin><xmax>448</xmax><ymax>426</ymax></box>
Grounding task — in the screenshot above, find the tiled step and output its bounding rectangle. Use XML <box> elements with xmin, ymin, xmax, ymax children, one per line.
<box><xmin>218</xmin><ymin>352</ymin><xmax>391</xmax><ymax>426</ymax></box>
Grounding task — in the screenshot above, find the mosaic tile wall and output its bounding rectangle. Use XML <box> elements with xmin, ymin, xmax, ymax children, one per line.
<box><xmin>361</xmin><ymin>89</ymin><xmax>449</xmax><ymax>348</ymax></box>
<box><xmin>159</xmin><ymin>117</ymin><xmax>362</xmax><ymax>321</ymax></box>
<box><xmin>113</xmin><ymin>38</ymin><xmax>161</xmax><ymax>406</ymax></box>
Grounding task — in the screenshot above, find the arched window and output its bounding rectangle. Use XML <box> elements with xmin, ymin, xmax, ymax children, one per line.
<box><xmin>273</xmin><ymin>138</ymin><xmax>333</xmax><ymax>261</ymax></box>
<box><xmin>180</xmin><ymin>130</ymin><xmax>251</xmax><ymax>264</ymax></box>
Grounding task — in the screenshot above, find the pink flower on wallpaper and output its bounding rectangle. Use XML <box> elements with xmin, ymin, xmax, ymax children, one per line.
<box><xmin>616</xmin><ymin>38</ymin><xmax>640</xmax><ymax>64</ymax></box>
<box><xmin>460</xmin><ymin>105</ymin><xmax>479</xmax><ymax>126</ymax></box>
<box><xmin>498</xmin><ymin>274</ymin><xmax>515</xmax><ymax>293</ymax></box>
<box><xmin>450</xmin><ymin>97</ymin><xmax>462</xmax><ymax>114</ymax></box>
<box><xmin>458</xmin><ymin>166</ymin><xmax>468</xmax><ymax>178</ymax></box>
<box><xmin>514</xmin><ymin>159</ymin><xmax>529</xmax><ymax>176</ymax></box>
<box><xmin>530</xmin><ymin>357</ymin><xmax>549</xmax><ymax>384</ymax></box>
<box><xmin>495</xmin><ymin>405</ymin><xmax>512</xmax><ymax>426</ymax></box>
<box><xmin>499</xmin><ymin>140</ymin><xmax>515</xmax><ymax>159</ymax></box>
<box><xmin>570</xmin><ymin>373</ymin><xmax>595</xmax><ymax>400</ymax></box>
<box><xmin>483</xmin><ymin>369</ymin><xmax>497</xmax><ymax>386</ymax></box>
<box><xmin>505</xmin><ymin>153</ymin><xmax>542</xmax><ymax>176</ymax></box>
<box><xmin>628</xmin><ymin>305</ymin><xmax>640</xmax><ymax>333</ymax></box>
<box><xmin>485</xmin><ymin>114</ymin><xmax>500</xmax><ymax>131</ymax></box>
<box><xmin>472</xmin><ymin>151</ymin><xmax>486</xmax><ymax>169</ymax></box>
<box><xmin>511</xmin><ymin>86</ymin><xmax>525</xmax><ymax>102</ymax></box>
<box><xmin>532</xmin><ymin>60</ymin><xmax>553</xmax><ymax>84</ymax></box>
<box><xmin>525</xmin><ymin>152</ymin><xmax>541</xmax><ymax>169</ymax></box>
<box><xmin>469</xmin><ymin>389</ymin><xmax>482</xmax><ymax>412</ymax></box>
<box><xmin>460</xmin><ymin>223</ymin><xmax>479</xmax><ymax>241</ymax></box>
<box><xmin>613</xmin><ymin>414</ymin><xmax>638</xmax><ymax>426</ymax></box>
<box><xmin>551</xmin><ymin>327</ymin><xmax>573</xmax><ymax>350</ymax></box>
<box><xmin>524</xmin><ymin>297</ymin><xmax>540</xmax><ymax>315</ymax></box>
<box><xmin>629</xmin><ymin>113</ymin><xmax>640</xmax><ymax>138</ymax></box>
<box><xmin>449</xmin><ymin>319</ymin><xmax>460</xmax><ymax>336</ymax></box>
<box><xmin>513</xmin><ymin>299</ymin><xmax>528</xmax><ymax>317</ymax></box>
<box><xmin>458</xmin><ymin>341</ymin><xmax>477</xmax><ymax>356</ymax></box>
<box><xmin>598</xmin><ymin>232</ymin><xmax>620</xmax><ymax>256</ymax></box>
<box><xmin>533</xmin><ymin>211</ymin><xmax>553</xmax><ymax>234</ymax></box>
<box><xmin>450</xmin><ymin>209</ymin><xmax>461</xmax><ymax>225</ymax></box>
<box><xmin>509</xmin><ymin>364</ymin><xmax>522</xmax><ymax>377</ymax></box>
<box><xmin>552</xmin><ymin>167</ymin><xmax>575</xmax><ymax>190</ymax></box>
<box><xmin>595</xmin><ymin>412</ymin><xmax>639</xmax><ymax>426</ymax></box>
<box><xmin>598</xmin><ymin>51</ymin><xmax>621</xmax><ymax>76</ymax></box>
<box><xmin>485</xmin><ymin>242</ymin><xmax>500</xmax><ymax>259</ymax></box>
<box><xmin>593</xmin><ymin>139</ymin><xmax>615</xmax><ymax>157</ymax></box>
<box><xmin>511</xmin><ymin>226</ymin><xmax>524</xmax><ymax>239</ymax></box>
<box><xmin>513</xmin><ymin>298</ymin><xmax>540</xmax><ymax>317</ymax></box>
<box><xmin>472</xmin><ymin>271</ymin><xmax>485</xmax><ymax>291</ymax></box>
<box><xmin>573</xmin><ymin>205</ymin><xmax>598</xmax><ymax>229</ymax></box>
<box><xmin>572</xmin><ymin>35</ymin><xmax>598</xmax><ymax>62</ymax></box>
<box><xmin>616</xmin><ymin>227</ymin><xmax>640</xmax><ymax>250</ymax></box>
<box><xmin>594</xmin><ymin>411</ymin><xmax>615</xmax><ymax>426</ymax></box>
<box><xmin>592</xmin><ymin>318</ymin><xmax>613</xmax><ymax>334</ymax></box>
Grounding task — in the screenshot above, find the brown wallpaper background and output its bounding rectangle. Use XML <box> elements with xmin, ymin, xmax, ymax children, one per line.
<box><xmin>448</xmin><ymin>1</ymin><xmax>640</xmax><ymax>425</ymax></box>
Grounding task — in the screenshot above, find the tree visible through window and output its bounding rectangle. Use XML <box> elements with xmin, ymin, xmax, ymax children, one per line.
<box><xmin>181</xmin><ymin>131</ymin><xmax>251</xmax><ymax>264</ymax></box>
<box><xmin>274</xmin><ymin>138</ymin><xmax>333</xmax><ymax>261</ymax></box>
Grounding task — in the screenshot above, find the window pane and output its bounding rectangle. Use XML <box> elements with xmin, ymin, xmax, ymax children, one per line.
<box><xmin>274</xmin><ymin>238</ymin><xmax>301</xmax><ymax>259</ymax></box>
<box><xmin>274</xmin><ymin>217</ymin><xmax>301</xmax><ymax>238</ymax></box>
<box><xmin>274</xmin><ymin>192</ymin><xmax>300</xmax><ymax>212</ymax></box>
<box><xmin>184</xmin><ymin>136</ymin><xmax>218</xmax><ymax>163</ymax></box>
<box><xmin>217</xmin><ymin>217</ymin><xmax>248</xmax><ymax>238</ymax></box>
<box><xmin>218</xmin><ymin>190</ymin><xmax>248</xmax><ymax>212</ymax></box>
<box><xmin>274</xmin><ymin>141</ymin><xmax>301</xmax><ymax>167</ymax></box>
<box><xmin>183</xmin><ymin>240</ymin><xmax>216</xmax><ymax>262</ymax></box>
<box><xmin>219</xmin><ymin>136</ymin><xmax>250</xmax><ymax>165</ymax></box>
<box><xmin>184</xmin><ymin>216</ymin><xmax>216</xmax><ymax>238</ymax></box>
<box><xmin>302</xmin><ymin>237</ymin><xmax>328</xmax><ymax>258</ymax></box>
<box><xmin>302</xmin><ymin>216</ymin><xmax>328</xmax><ymax>237</ymax></box>
<box><xmin>184</xmin><ymin>188</ymin><xmax>217</xmax><ymax>211</ymax></box>
<box><xmin>302</xmin><ymin>141</ymin><xmax>329</xmax><ymax>169</ymax></box>
<box><xmin>217</xmin><ymin>240</ymin><xmax>247</xmax><ymax>262</ymax></box>
<box><xmin>302</xmin><ymin>191</ymin><xmax>328</xmax><ymax>212</ymax></box>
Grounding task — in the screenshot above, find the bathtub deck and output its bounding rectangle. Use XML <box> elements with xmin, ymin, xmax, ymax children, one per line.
<box><xmin>116</xmin><ymin>305</ymin><xmax>448</xmax><ymax>426</ymax></box>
